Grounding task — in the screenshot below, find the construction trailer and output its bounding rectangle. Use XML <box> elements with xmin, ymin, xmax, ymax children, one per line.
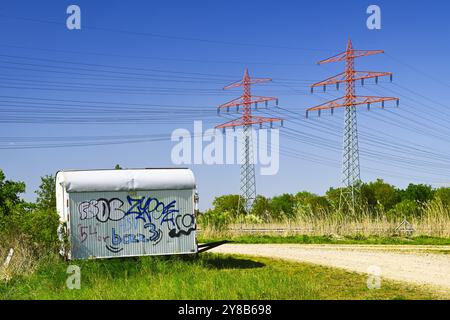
<box><xmin>55</xmin><ymin>168</ymin><xmax>198</xmax><ymax>260</ymax></box>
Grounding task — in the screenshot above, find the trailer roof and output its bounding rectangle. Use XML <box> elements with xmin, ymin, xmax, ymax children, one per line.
<box><xmin>56</xmin><ymin>168</ymin><xmax>195</xmax><ymax>192</ymax></box>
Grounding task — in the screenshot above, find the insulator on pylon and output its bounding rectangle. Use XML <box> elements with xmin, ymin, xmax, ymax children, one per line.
<box><xmin>390</xmin><ymin>74</ymin><xmax>393</xmax><ymax>82</ymax></box>
<box><xmin>375</xmin><ymin>76</ymin><xmax>379</xmax><ymax>84</ymax></box>
<box><xmin>396</xmin><ymin>99</ymin><xmax>400</xmax><ymax>107</ymax></box>
<box><xmin>236</xmin><ymin>105</ymin><xmax>239</xmax><ymax>112</ymax></box>
<box><xmin>318</xmin><ymin>110</ymin><xmax>321</xmax><ymax>117</ymax></box>
<box><xmin>255</xmin><ymin>102</ymin><xmax>258</xmax><ymax>109</ymax></box>
<box><xmin>222</xmin><ymin>128</ymin><xmax>226</xmax><ymax>134</ymax></box>
<box><xmin>367</xmin><ymin>103</ymin><xmax>371</xmax><ymax>111</ymax></box>
<box><xmin>336</xmin><ymin>83</ymin><xmax>339</xmax><ymax>90</ymax></box>
<box><xmin>306</xmin><ymin>110</ymin><xmax>309</xmax><ymax>118</ymax></box>
<box><xmin>281</xmin><ymin>120</ymin><xmax>284</xmax><ymax>127</ymax></box>
<box><xmin>217</xmin><ymin>108</ymin><xmax>220</xmax><ymax>114</ymax></box>
<box><xmin>323</xmin><ymin>85</ymin><xmax>326</xmax><ymax>92</ymax></box>
<box><xmin>227</xmin><ymin>107</ymin><xmax>230</xmax><ymax>112</ymax></box>
<box><xmin>270</xmin><ymin>122</ymin><xmax>273</xmax><ymax>128</ymax></box>
<box><xmin>276</xmin><ymin>99</ymin><xmax>279</xmax><ymax>106</ymax></box>
<box><xmin>311</xmin><ymin>87</ymin><xmax>314</xmax><ymax>94</ymax></box>
<box><xmin>361</xmin><ymin>78</ymin><xmax>365</xmax><ymax>86</ymax></box>
<box><xmin>265</xmin><ymin>100</ymin><xmax>268</xmax><ymax>108</ymax></box>
<box><xmin>331</xmin><ymin>108</ymin><xmax>334</xmax><ymax>115</ymax></box>
<box><xmin>381</xmin><ymin>101</ymin><xmax>385</xmax><ymax>109</ymax></box>
<box><xmin>260</xmin><ymin>123</ymin><xmax>263</xmax><ymax>129</ymax></box>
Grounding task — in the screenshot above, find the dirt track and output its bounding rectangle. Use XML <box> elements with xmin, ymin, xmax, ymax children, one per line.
<box><xmin>210</xmin><ymin>244</ymin><xmax>450</xmax><ymax>294</ymax></box>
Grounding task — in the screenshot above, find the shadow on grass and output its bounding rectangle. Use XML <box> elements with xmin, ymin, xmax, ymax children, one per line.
<box><xmin>73</xmin><ymin>254</ymin><xmax>265</xmax><ymax>281</ymax></box>
<box><xmin>148</xmin><ymin>253</ymin><xmax>266</xmax><ymax>270</ymax></box>
<box><xmin>199</xmin><ymin>256</ymin><xmax>265</xmax><ymax>270</ymax></box>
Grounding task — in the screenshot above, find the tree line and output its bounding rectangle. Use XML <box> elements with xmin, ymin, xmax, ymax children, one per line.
<box><xmin>0</xmin><ymin>169</ymin><xmax>59</xmax><ymax>249</ymax></box>
<box><xmin>1</xmin><ymin>167</ymin><xmax>450</xmax><ymax>244</ymax></box>
<box><xmin>200</xmin><ymin>179</ymin><xmax>450</xmax><ymax>226</ymax></box>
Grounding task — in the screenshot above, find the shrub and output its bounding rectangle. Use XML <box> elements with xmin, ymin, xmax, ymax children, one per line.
<box><xmin>235</xmin><ymin>214</ymin><xmax>263</xmax><ymax>224</ymax></box>
<box><xmin>270</xmin><ymin>194</ymin><xmax>295</xmax><ymax>220</ymax></box>
<box><xmin>435</xmin><ymin>188</ymin><xmax>450</xmax><ymax>207</ymax></box>
<box><xmin>22</xmin><ymin>209</ymin><xmax>60</xmax><ymax>249</ymax></box>
<box><xmin>197</xmin><ymin>209</ymin><xmax>231</xmax><ymax>231</ymax></box>
<box><xmin>387</xmin><ymin>199</ymin><xmax>421</xmax><ymax>220</ymax></box>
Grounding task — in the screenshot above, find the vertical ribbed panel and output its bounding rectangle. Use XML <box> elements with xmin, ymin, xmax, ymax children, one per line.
<box><xmin>69</xmin><ymin>189</ymin><xmax>196</xmax><ymax>259</ymax></box>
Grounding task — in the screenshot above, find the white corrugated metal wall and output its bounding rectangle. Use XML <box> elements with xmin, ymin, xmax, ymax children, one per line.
<box><xmin>69</xmin><ymin>189</ymin><xmax>196</xmax><ymax>259</ymax></box>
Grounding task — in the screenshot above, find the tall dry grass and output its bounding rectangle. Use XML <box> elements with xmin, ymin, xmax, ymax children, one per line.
<box><xmin>0</xmin><ymin>234</ymin><xmax>44</xmax><ymax>281</ymax></box>
<box><xmin>199</xmin><ymin>200</ymin><xmax>450</xmax><ymax>238</ymax></box>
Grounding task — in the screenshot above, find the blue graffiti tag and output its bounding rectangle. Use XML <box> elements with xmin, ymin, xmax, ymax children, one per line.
<box><xmin>125</xmin><ymin>196</ymin><xmax>179</xmax><ymax>228</ymax></box>
<box><xmin>111</xmin><ymin>228</ymin><xmax>150</xmax><ymax>245</ymax></box>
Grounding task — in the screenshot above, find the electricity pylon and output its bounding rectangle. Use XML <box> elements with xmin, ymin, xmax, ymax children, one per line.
<box><xmin>216</xmin><ymin>68</ymin><xmax>282</xmax><ymax>212</ymax></box>
<box><xmin>307</xmin><ymin>40</ymin><xmax>399</xmax><ymax>214</ymax></box>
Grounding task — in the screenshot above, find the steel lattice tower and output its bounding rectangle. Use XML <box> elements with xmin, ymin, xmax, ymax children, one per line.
<box><xmin>341</xmin><ymin>105</ymin><xmax>361</xmax><ymax>212</ymax></box>
<box><xmin>240</xmin><ymin>124</ymin><xmax>256</xmax><ymax>211</ymax></box>
<box><xmin>307</xmin><ymin>40</ymin><xmax>399</xmax><ymax>214</ymax></box>
<box><xmin>216</xmin><ymin>69</ymin><xmax>282</xmax><ymax>211</ymax></box>
<box><xmin>341</xmin><ymin>45</ymin><xmax>360</xmax><ymax>212</ymax></box>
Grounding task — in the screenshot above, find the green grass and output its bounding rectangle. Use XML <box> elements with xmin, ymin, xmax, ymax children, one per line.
<box><xmin>0</xmin><ymin>253</ymin><xmax>444</xmax><ymax>300</ymax></box>
<box><xmin>198</xmin><ymin>234</ymin><xmax>450</xmax><ymax>245</ymax></box>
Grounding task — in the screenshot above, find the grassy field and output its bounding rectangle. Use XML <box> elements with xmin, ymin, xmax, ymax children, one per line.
<box><xmin>198</xmin><ymin>234</ymin><xmax>450</xmax><ymax>245</ymax></box>
<box><xmin>0</xmin><ymin>253</ymin><xmax>444</xmax><ymax>300</ymax></box>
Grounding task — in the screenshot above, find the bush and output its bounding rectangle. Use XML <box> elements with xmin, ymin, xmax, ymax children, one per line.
<box><xmin>435</xmin><ymin>188</ymin><xmax>450</xmax><ymax>207</ymax></box>
<box><xmin>270</xmin><ymin>194</ymin><xmax>295</xmax><ymax>220</ymax></box>
<box><xmin>251</xmin><ymin>195</ymin><xmax>271</xmax><ymax>221</ymax></box>
<box><xmin>387</xmin><ymin>199</ymin><xmax>421</xmax><ymax>220</ymax></box>
<box><xmin>22</xmin><ymin>209</ymin><xmax>60</xmax><ymax>248</ymax></box>
<box><xmin>211</xmin><ymin>195</ymin><xmax>246</xmax><ymax>216</ymax></box>
<box><xmin>401</xmin><ymin>184</ymin><xmax>435</xmax><ymax>204</ymax></box>
<box><xmin>235</xmin><ymin>214</ymin><xmax>264</xmax><ymax>224</ymax></box>
<box><xmin>1</xmin><ymin>209</ymin><xmax>60</xmax><ymax>250</ymax></box>
<box><xmin>197</xmin><ymin>209</ymin><xmax>231</xmax><ymax>231</ymax></box>
<box><xmin>360</xmin><ymin>179</ymin><xmax>400</xmax><ymax>212</ymax></box>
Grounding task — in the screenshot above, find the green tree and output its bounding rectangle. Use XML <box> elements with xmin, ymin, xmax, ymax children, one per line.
<box><xmin>387</xmin><ymin>199</ymin><xmax>420</xmax><ymax>220</ymax></box>
<box><xmin>434</xmin><ymin>187</ymin><xmax>450</xmax><ymax>206</ymax></box>
<box><xmin>251</xmin><ymin>195</ymin><xmax>271</xmax><ymax>220</ymax></box>
<box><xmin>270</xmin><ymin>193</ymin><xmax>295</xmax><ymax>220</ymax></box>
<box><xmin>295</xmin><ymin>191</ymin><xmax>330</xmax><ymax>213</ymax></box>
<box><xmin>0</xmin><ymin>169</ymin><xmax>25</xmax><ymax>216</ymax></box>
<box><xmin>295</xmin><ymin>191</ymin><xmax>317</xmax><ymax>204</ymax></box>
<box><xmin>325</xmin><ymin>187</ymin><xmax>342</xmax><ymax>210</ymax></box>
<box><xmin>22</xmin><ymin>209</ymin><xmax>60</xmax><ymax>248</ymax></box>
<box><xmin>211</xmin><ymin>194</ymin><xmax>246</xmax><ymax>217</ymax></box>
<box><xmin>401</xmin><ymin>184</ymin><xmax>434</xmax><ymax>204</ymax></box>
<box><xmin>35</xmin><ymin>175</ymin><xmax>56</xmax><ymax>211</ymax></box>
<box><xmin>361</xmin><ymin>179</ymin><xmax>400</xmax><ymax>212</ymax></box>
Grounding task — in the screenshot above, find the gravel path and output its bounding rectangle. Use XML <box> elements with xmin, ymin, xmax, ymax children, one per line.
<box><xmin>210</xmin><ymin>244</ymin><xmax>450</xmax><ymax>294</ymax></box>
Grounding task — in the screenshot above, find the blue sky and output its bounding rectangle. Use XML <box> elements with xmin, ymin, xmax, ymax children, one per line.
<box><xmin>0</xmin><ymin>0</ymin><xmax>449</xmax><ymax>210</ymax></box>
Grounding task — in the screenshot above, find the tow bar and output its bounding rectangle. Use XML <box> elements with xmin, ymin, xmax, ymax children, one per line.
<box><xmin>197</xmin><ymin>240</ymin><xmax>229</xmax><ymax>254</ymax></box>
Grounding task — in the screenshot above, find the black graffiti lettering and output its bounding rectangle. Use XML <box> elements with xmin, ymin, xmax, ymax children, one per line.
<box><xmin>105</xmin><ymin>245</ymin><xmax>123</xmax><ymax>254</ymax></box>
<box><xmin>96</xmin><ymin>199</ymin><xmax>110</xmax><ymax>222</ymax></box>
<box><xmin>78</xmin><ymin>198</ymin><xmax>125</xmax><ymax>222</ymax></box>
<box><xmin>169</xmin><ymin>214</ymin><xmax>196</xmax><ymax>238</ymax></box>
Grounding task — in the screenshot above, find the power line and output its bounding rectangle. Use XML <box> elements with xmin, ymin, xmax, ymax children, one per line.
<box><xmin>0</xmin><ymin>43</ymin><xmax>316</xmax><ymax>67</ymax></box>
<box><xmin>0</xmin><ymin>14</ymin><xmax>334</xmax><ymax>52</ymax></box>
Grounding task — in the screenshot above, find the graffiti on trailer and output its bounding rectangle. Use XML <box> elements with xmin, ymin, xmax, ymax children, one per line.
<box><xmin>78</xmin><ymin>198</ymin><xmax>125</xmax><ymax>222</ymax></box>
<box><xmin>123</xmin><ymin>196</ymin><xmax>197</xmax><ymax>238</ymax></box>
<box><xmin>76</xmin><ymin>195</ymin><xmax>196</xmax><ymax>254</ymax></box>
<box><xmin>125</xmin><ymin>196</ymin><xmax>178</xmax><ymax>226</ymax></box>
<box><xmin>169</xmin><ymin>213</ymin><xmax>196</xmax><ymax>238</ymax></box>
